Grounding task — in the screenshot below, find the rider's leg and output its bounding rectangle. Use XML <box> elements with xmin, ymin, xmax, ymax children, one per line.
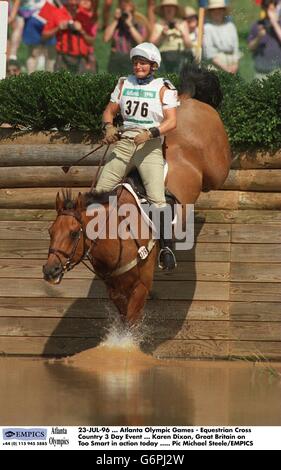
<box><xmin>135</xmin><ymin>140</ymin><xmax>177</xmax><ymax>271</ymax></box>
<box><xmin>150</xmin><ymin>204</ymin><xmax>176</xmax><ymax>271</ymax></box>
<box><xmin>95</xmin><ymin>137</ymin><xmax>135</xmax><ymax>193</ymax></box>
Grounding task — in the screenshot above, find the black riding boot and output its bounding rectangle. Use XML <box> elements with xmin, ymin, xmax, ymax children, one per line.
<box><xmin>157</xmin><ymin>208</ymin><xmax>177</xmax><ymax>271</ymax></box>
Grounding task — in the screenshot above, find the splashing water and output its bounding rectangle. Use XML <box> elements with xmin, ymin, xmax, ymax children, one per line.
<box><xmin>101</xmin><ymin>314</ymin><xmax>148</xmax><ymax>350</ymax></box>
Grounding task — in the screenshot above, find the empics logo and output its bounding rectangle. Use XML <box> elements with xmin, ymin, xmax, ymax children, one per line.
<box><xmin>3</xmin><ymin>428</ymin><xmax>47</xmax><ymax>441</ymax></box>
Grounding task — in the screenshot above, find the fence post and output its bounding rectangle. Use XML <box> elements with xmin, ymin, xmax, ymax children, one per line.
<box><xmin>0</xmin><ymin>1</ymin><xmax>8</xmax><ymax>79</ymax></box>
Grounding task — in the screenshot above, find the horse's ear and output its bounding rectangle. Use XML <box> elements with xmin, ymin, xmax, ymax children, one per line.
<box><xmin>56</xmin><ymin>192</ymin><xmax>63</xmax><ymax>213</ymax></box>
<box><xmin>76</xmin><ymin>192</ymin><xmax>84</xmax><ymax>212</ymax></box>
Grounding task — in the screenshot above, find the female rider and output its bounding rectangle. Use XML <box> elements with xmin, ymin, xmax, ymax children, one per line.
<box><xmin>95</xmin><ymin>42</ymin><xmax>178</xmax><ymax>270</ymax></box>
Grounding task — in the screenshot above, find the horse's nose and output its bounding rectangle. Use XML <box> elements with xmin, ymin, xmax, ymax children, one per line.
<box><xmin>43</xmin><ymin>263</ymin><xmax>62</xmax><ymax>280</ymax></box>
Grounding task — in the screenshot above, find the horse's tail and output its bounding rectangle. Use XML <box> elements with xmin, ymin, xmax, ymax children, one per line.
<box><xmin>178</xmin><ymin>63</ymin><xmax>223</xmax><ymax>109</ymax></box>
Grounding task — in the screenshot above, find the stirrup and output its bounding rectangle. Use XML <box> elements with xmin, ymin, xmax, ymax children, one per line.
<box><xmin>158</xmin><ymin>247</ymin><xmax>177</xmax><ymax>271</ymax></box>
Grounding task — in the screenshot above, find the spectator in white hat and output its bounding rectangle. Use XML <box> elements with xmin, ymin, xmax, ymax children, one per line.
<box><xmin>203</xmin><ymin>0</ymin><xmax>240</xmax><ymax>74</ymax></box>
<box><xmin>150</xmin><ymin>0</ymin><xmax>192</xmax><ymax>73</ymax></box>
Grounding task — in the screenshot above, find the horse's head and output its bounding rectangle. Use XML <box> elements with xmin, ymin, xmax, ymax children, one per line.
<box><xmin>43</xmin><ymin>191</ymin><xmax>85</xmax><ymax>284</ymax></box>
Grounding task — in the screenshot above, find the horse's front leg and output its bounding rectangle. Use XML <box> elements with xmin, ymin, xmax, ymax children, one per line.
<box><xmin>108</xmin><ymin>281</ymin><xmax>149</xmax><ymax>325</ymax></box>
<box><xmin>126</xmin><ymin>281</ymin><xmax>149</xmax><ymax>324</ymax></box>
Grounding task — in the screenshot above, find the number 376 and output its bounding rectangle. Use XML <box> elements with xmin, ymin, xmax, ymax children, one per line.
<box><xmin>125</xmin><ymin>100</ymin><xmax>148</xmax><ymax>117</ymax></box>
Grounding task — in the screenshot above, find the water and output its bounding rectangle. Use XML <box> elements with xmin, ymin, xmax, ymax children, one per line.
<box><xmin>0</xmin><ymin>340</ymin><xmax>280</xmax><ymax>426</ymax></box>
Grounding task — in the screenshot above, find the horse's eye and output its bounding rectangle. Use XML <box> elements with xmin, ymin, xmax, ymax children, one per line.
<box><xmin>70</xmin><ymin>231</ymin><xmax>79</xmax><ymax>240</ymax></box>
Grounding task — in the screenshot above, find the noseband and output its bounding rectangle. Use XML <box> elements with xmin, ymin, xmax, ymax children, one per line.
<box><xmin>48</xmin><ymin>211</ymin><xmax>86</xmax><ymax>273</ymax></box>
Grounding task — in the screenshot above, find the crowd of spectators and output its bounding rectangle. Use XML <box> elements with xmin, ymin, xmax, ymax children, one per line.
<box><xmin>4</xmin><ymin>0</ymin><xmax>281</xmax><ymax>80</ymax></box>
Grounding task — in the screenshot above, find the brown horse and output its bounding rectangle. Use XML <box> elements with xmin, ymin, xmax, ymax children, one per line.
<box><xmin>43</xmin><ymin>66</ymin><xmax>231</xmax><ymax>324</ymax></box>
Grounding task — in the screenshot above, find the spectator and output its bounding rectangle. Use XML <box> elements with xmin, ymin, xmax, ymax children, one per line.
<box><xmin>100</xmin><ymin>0</ymin><xmax>113</xmax><ymax>30</ymax></box>
<box><xmin>6</xmin><ymin>58</ymin><xmax>21</xmax><ymax>76</ymax></box>
<box><xmin>104</xmin><ymin>0</ymin><xmax>148</xmax><ymax>75</ymax></box>
<box><xmin>8</xmin><ymin>0</ymin><xmax>46</xmax><ymax>61</ymax></box>
<box><xmin>248</xmin><ymin>0</ymin><xmax>281</xmax><ymax>79</ymax></box>
<box><xmin>21</xmin><ymin>1</ymin><xmax>60</xmax><ymax>73</ymax></box>
<box><xmin>150</xmin><ymin>0</ymin><xmax>192</xmax><ymax>73</ymax></box>
<box><xmin>183</xmin><ymin>6</ymin><xmax>198</xmax><ymax>59</ymax></box>
<box><xmin>77</xmin><ymin>0</ymin><xmax>98</xmax><ymax>72</ymax></box>
<box><xmin>203</xmin><ymin>0</ymin><xmax>240</xmax><ymax>74</ymax></box>
<box><xmin>42</xmin><ymin>0</ymin><xmax>96</xmax><ymax>74</ymax></box>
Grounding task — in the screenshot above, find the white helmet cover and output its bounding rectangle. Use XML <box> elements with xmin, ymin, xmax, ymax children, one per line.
<box><xmin>130</xmin><ymin>42</ymin><xmax>161</xmax><ymax>67</ymax></box>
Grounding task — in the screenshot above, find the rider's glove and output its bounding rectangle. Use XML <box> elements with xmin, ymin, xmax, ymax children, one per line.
<box><xmin>134</xmin><ymin>129</ymin><xmax>152</xmax><ymax>146</ymax></box>
<box><xmin>103</xmin><ymin>123</ymin><xmax>119</xmax><ymax>144</ymax></box>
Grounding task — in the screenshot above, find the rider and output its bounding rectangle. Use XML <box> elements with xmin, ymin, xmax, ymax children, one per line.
<box><xmin>95</xmin><ymin>42</ymin><xmax>178</xmax><ymax>270</ymax></box>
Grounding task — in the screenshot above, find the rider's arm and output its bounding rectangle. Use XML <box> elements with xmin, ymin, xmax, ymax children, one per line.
<box><xmin>157</xmin><ymin>86</ymin><xmax>177</xmax><ymax>135</ymax></box>
<box><xmin>158</xmin><ymin>107</ymin><xmax>177</xmax><ymax>135</ymax></box>
<box><xmin>134</xmin><ymin>85</ymin><xmax>177</xmax><ymax>145</ymax></box>
<box><xmin>102</xmin><ymin>77</ymin><xmax>124</xmax><ymax>125</ymax></box>
<box><xmin>102</xmin><ymin>101</ymin><xmax>120</xmax><ymax>125</ymax></box>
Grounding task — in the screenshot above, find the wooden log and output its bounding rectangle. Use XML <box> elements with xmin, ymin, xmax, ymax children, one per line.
<box><xmin>1</xmin><ymin>187</ymin><xmax>281</xmax><ymax>211</ymax></box>
<box><xmin>231</xmin><ymin>263</ymin><xmax>281</xmax><ymax>283</ymax></box>
<box><xmin>230</xmin><ymin>302</ymin><xmax>281</xmax><ymax>322</ymax></box>
<box><xmin>230</xmin><ymin>322</ymin><xmax>281</xmax><ymax>341</ymax></box>
<box><xmin>6</xmin><ymin>318</ymin><xmax>279</xmax><ymax>341</ymax></box>
<box><xmin>0</xmin><ymin>298</ymin><xmax>114</xmax><ymax>319</ymax></box>
<box><xmin>0</xmin><ymin>318</ymin><xmax>229</xmax><ymax>339</ymax></box>
<box><xmin>0</xmin><ymin>298</ymin><xmax>230</xmax><ymax>320</ymax></box>
<box><xmin>223</xmin><ymin>169</ymin><xmax>281</xmax><ymax>191</ymax></box>
<box><xmin>6</xmin><ymin>208</ymin><xmax>281</xmax><ymax>225</ymax></box>
<box><xmin>196</xmin><ymin>191</ymin><xmax>239</xmax><ymax>209</ymax></box>
<box><xmin>0</xmin><ymin>209</ymin><xmax>55</xmax><ymax>220</ymax></box>
<box><xmin>231</xmin><ymin>149</ymin><xmax>281</xmax><ymax>169</ymax></box>
<box><xmin>0</xmin><ymin>336</ymin><xmax>230</xmax><ymax>357</ymax></box>
<box><xmin>0</xmin><ymin>336</ymin><xmax>106</xmax><ymax>356</ymax></box>
<box><xmin>149</xmin><ymin>320</ymin><xmax>281</xmax><ymax>341</ymax></box>
<box><xmin>232</xmin><ymin>224</ymin><xmax>281</xmax><ymax>243</ymax></box>
<box><xmin>0</xmin><ymin>317</ymin><xmax>108</xmax><ymax>337</ymax></box>
<box><xmin>0</xmin><ymin>145</ymin><xmax>109</xmax><ymax>167</ymax></box>
<box><xmin>0</xmin><ymin>239</ymin><xmax>230</xmax><ymax>261</ymax></box>
<box><xmin>195</xmin><ymin>209</ymin><xmax>281</xmax><ymax>224</ymax></box>
<box><xmin>198</xmin><ymin>191</ymin><xmax>281</xmax><ymax>210</ymax></box>
<box><xmin>0</xmin><ymin>187</ymin><xmax>85</xmax><ymax>209</ymax></box>
<box><xmin>0</xmin><ymin>129</ymin><xmax>97</xmax><ymax>145</ymax></box>
<box><xmin>194</xmin><ymin>223</ymin><xmax>230</xmax><ymax>242</ymax></box>
<box><xmin>0</xmin><ymin>278</ymin><xmax>229</xmax><ymax>300</ymax></box>
<box><xmin>0</xmin><ymin>221</ymin><xmax>230</xmax><ymax>243</ymax></box>
<box><xmin>0</xmin><ymin>259</ymin><xmax>230</xmax><ymax>282</ymax></box>
<box><xmin>230</xmin><ymin>282</ymin><xmax>281</xmax><ymax>302</ymax></box>
<box><xmin>0</xmin><ymin>187</ymin><xmax>233</xmax><ymax>209</ymax></box>
<box><xmin>229</xmin><ymin>341</ymin><xmax>281</xmax><ymax>360</ymax></box>
<box><xmin>231</xmin><ymin>244</ymin><xmax>281</xmax><ymax>263</ymax></box>
<box><xmin>239</xmin><ymin>192</ymin><xmax>281</xmax><ymax>210</ymax></box>
<box><xmin>150</xmin><ymin>339</ymin><xmax>229</xmax><ymax>358</ymax></box>
<box><xmin>0</xmin><ymin>166</ymin><xmax>97</xmax><ymax>188</ymax></box>
<box><xmin>0</xmin><ymin>220</ymin><xmax>51</xmax><ymax>239</ymax></box>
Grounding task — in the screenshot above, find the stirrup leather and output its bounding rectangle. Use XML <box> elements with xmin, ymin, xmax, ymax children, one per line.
<box><xmin>158</xmin><ymin>246</ymin><xmax>177</xmax><ymax>270</ymax></box>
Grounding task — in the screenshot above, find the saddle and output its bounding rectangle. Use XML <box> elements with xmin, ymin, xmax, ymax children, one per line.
<box><xmin>124</xmin><ymin>168</ymin><xmax>178</xmax><ymax>210</ymax></box>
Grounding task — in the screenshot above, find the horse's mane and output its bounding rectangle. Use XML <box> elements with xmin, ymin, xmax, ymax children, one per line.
<box><xmin>60</xmin><ymin>187</ymin><xmax>126</xmax><ymax>211</ymax></box>
<box><xmin>61</xmin><ymin>189</ymin><xmax>76</xmax><ymax>210</ymax></box>
<box><xmin>179</xmin><ymin>64</ymin><xmax>223</xmax><ymax>109</ymax></box>
<box><xmin>83</xmin><ymin>189</ymin><xmax>118</xmax><ymax>207</ymax></box>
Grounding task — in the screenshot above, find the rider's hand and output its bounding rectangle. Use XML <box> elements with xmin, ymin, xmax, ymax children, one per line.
<box><xmin>134</xmin><ymin>130</ymin><xmax>151</xmax><ymax>146</ymax></box>
<box><xmin>103</xmin><ymin>124</ymin><xmax>119</xmax><ymax>144</ymax></box>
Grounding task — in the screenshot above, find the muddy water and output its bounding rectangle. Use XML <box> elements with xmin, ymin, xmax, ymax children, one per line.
<box><xmin>0</xmin><ymin>346</ymin><xmax>280</xmax><ymax>426</ymax></box>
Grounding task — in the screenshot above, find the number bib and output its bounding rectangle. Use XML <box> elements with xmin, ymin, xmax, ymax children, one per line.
<box><xmin>119</xmin><ymin>76</ymin><xmax>166</xmax><ymax>129</ymax></box>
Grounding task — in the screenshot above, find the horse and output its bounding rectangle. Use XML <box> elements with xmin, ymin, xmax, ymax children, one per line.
<box><xmin>43</xmin><ymin>66</ymin><xmax>231</xmax><ymax>325</ymax></box>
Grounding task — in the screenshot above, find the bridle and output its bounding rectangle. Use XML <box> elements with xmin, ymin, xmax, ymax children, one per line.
<box><xmin>48</xmin><ymin>211</ymin><xmax>88</xmax><ymax>275</ymax></box>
